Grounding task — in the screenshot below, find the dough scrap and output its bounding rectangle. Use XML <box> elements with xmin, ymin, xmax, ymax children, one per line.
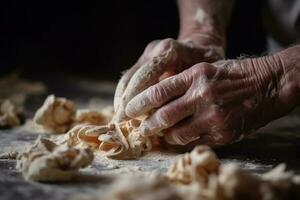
<box><xmin>73</xmin><ymin>109</ymin><xmax>110</xmax><ymax>126</ymax></box>
<box><xmin>16</xmin><ymin>137</ymin><xmax>94</xmax><ymax>182</ymax></box>
<box><xmin>33</xmin><ymin>95</ymin><xmax>113</xmax><ymax>134</ymax></box>
<box><xmin>166</xmin><ymin>145</ymin><xmax>220</xmax><ymax>185</ymax></box>
<box><xmin>33</xmin><ymin>95</ymin><xmax>155</xmax><ymax>159</ymax></box>
<box><xmin>0</xmin><ymin>151</ymin><xmax>19</xmax><ymax>159</ymax></box>
<box><xmin>166</xmin><ymin>145</ymin><xmax>300</xmax><ymax>200</ymax></box>
<box><xmin>0</xmin><ymin>100</ymin><xmax>21</xmax><ymax>127</ymax></box>
<box><xmin>206</xmin><ymin>163</ymin><xmax>300</xmax><ymax>200</ymax></box>
<box><xmin>33</xmin><ymin>95</ymin><xmax>76</xmax><ymax>133</ymax></box>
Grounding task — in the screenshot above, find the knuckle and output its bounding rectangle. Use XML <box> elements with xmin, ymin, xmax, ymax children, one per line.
<box><xmin>155</xmin><ymin>38</ymin><xmax>177</xmax><ymax>54</ymax></box>
<box><xmin>144</xmin><ymin>38</ymin><xmax>178</xmax><ymax>59</ymax></box>
<box><xmin>193</xmin><ymin>63</ymin><xmax>216</xmax><ymax>77</ymax></box>
<box><xmin>201</xmin><ymin>84</ymin><xmax>218</xmax><ymax>102</ymax></box>
<box><xmin>146</xmin><ymin>40</ymin><xmax>160</xmax><ymax>49</ymax></box>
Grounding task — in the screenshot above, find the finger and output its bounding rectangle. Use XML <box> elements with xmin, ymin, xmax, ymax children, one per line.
<box><xmin>164</xmin><ymin>114</ymin><xmax>210</xmax><ymax>145</ymax></box>
<box><xmin>113</xmin><ymin>62</ymin><xmax>142</xmax><ymax>113</ymax></box>
<box><xmin>125</xmin><ymin>73</ymin><xmax>191</xmax><ymax>118</ymax></box>
<box><xmin>113</xmin><ymin>40</ymin><xmax>160</xmax><ymax>114</ymax></box>
<box><xmin>138</xmin><ymin>94</ymin><xmax>195</xmax><ymax>136</ymax></box>
<box><xmin>114</xmin><ymin>43</ymin><xmax>180</xmax><ymax>121</ymax></box>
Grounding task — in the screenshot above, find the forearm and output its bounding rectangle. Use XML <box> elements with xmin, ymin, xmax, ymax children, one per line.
<box><xmin>177</xmin><ymin>0</ymin><xmax>234</xmax><ymax>49</ymax></box>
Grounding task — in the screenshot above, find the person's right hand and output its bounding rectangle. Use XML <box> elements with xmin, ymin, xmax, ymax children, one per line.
<box><xmin>113</xmin><ymin>34</ymin><xmax>224</xmax><ymax>122</ymax></box>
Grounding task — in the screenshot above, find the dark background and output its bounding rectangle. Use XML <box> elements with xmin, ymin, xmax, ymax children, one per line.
<box><xmin>0</xmin><ymin>0</ymin><xmax>266</xmax><ymax>80</ymax></box>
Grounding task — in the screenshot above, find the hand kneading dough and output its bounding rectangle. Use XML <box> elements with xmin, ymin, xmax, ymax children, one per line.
<box><xmin>0</xmin><ymin>100</ymin><xmax>21</xmax><ymax>127</ymax></box>
<box><xmin>16</xmin><ymin>137</ymin><xmax>94</xmax><ymax>182</ymax></box>
<box><xmin>33</xmin><ymin>95</ymin><xmax>76</xmax><ymax>133</ymax></box>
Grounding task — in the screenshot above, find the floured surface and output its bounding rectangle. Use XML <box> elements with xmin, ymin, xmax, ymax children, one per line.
<box><xmin>1</xmin><ymin>79</ymin><xmax>300</xmax><ymax>200</ymax></box>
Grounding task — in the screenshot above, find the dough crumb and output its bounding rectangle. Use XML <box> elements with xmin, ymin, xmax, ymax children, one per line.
<box><xmin>33</xmin><ymin>95</ymin><xmax>76</xmax><ymax>133</ymax></box>
<box><xmin>166</xmin><ymin>145</ymin><xmax>219</xmax><ymax>185</ymax></box>
<box><xmin>33</xmin><ymin>95</ymin><xmax>113</xmax><ymax>134</ymax></box>
<box><xmin>16</xmin><ymin>137</ymin><xmax>94</xmax><ymax>182</ymax></box>
<box><xmin>0</xmin><ymin>151</ymin><xmax>19</xmax><ymax>159</ymax></box>
<box><xmin>0</xmin><ymin>100</ymin><xmax>21</xmax><ymax>128</ymax></box>
<box><xmin>74</xmin><ymin>109</ymin><xmax>110</xmax><ymax>126</ymax></box>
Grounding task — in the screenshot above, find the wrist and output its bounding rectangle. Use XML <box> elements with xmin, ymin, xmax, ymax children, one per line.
<box><xmin>240</xmin><ymin>55</ymin><xmax>285</xmax><ymax>100</ymax></box>
<box><xmin>277</xmin><ymin>46</ymin><xmax>300</xmax><ymax>106</ymax></box>
<box><xmin>240</xmin><ymin>48</ymin><xmax>300</xmax><ymax>120</ymax></box>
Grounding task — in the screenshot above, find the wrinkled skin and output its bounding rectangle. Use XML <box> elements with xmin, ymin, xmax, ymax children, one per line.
<box><xmin>113</xmin><ymin>35</ymin><xmax>224</xmax><ymax>122</ymax></box>
<box><xmin>124</xmin><ymin>51</ymin><xmax>300</xmax><ymax>146</ymax></box>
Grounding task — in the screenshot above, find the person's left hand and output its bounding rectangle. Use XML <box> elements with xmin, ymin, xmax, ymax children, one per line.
<box><xmin>125</xmin><ymin>55</ymin><xmax>296</xmax><ymax>147</ymax></box>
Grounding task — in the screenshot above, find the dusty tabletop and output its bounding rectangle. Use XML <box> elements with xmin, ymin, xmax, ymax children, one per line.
<box><xmin>1</xmin><ymin>78</ymin><xmax>300</xmax><ymax>200</ymax></box>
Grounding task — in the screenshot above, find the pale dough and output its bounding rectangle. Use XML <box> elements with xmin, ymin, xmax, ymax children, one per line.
<box><xmin>0</xmin><ymin>100</ymin><xmax>21</xmax><ymax>127</ymax></box>
<box><xmin>33</xmin><ymin>95</ymin><xmax>76</xmax><ymax>133</ymax></box>
<box><xmin>16</xmin><ymin>137</ymin><xmax>94</xmax><ymax>182</ymax></box>
<box><xmin>73</xmin><ymin>109</ymin><xmax>110</xmax><ymax>126</ymax></box>
<box><xmin>33</xmin><ymin>94</ymin><xmax>113</xmax><ymax>134</ymax></box>
<box><xmin>33</xmin><ymin>95</ymin><xmax>156</xmax><ymax>159</ymax></box>
<box><xmin>62</xmin><ymin>119</ymin><xmax>155</xmax><ymax>159</ymax></box>
<box><xmin>166</xmin><ymin>145</ymin><xmax>220</xmax><ymax>185</ymax></box>
<box><xmin>166</xmin><ymin>145</ymin><xmax>300</xmax><ymax>200</ymax></box>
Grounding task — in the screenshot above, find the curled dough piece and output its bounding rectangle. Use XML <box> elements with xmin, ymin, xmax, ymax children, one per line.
<box><xmin>63</xmin><ymin>119</ymin><xmax>154</xmax><ymax>159</ymax></box>
<box><xmin>0</xmin><ymin>100</ymin><xmax>21</xmax><ymax>127</ymax></box>
<box><xmin>33</xmin><ymin>95</ymin><xmax>76</xmax><ymax>133</ymax></box>
<box><xmin>99</xmin><ymin>119</ymin><xmax>153</xmax><ymax>160</ymax></box>
<box><xmin>16</xmin><ymin>137</ymin><xmax>94</xmax><ymax>182</ymax></box>
<box><xmin>62</xmin><ymin>124</ymin><xmax>112</xmax><ymax>149</ymax></box>
<box><xmin>166</xmin><ymin>145</ymin><xmax>220</xmax><ymax>185</ymax></box>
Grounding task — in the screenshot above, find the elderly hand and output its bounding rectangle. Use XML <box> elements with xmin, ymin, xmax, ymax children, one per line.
<box><xmin>125</xmin><ymin>50</ymin><xmax>300</xmax><ymax>146</ymax></box>
<box><xmin>113</xmin><ymin>34</ymin><xmax>224</xmax><ymax>122</ymax></box>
